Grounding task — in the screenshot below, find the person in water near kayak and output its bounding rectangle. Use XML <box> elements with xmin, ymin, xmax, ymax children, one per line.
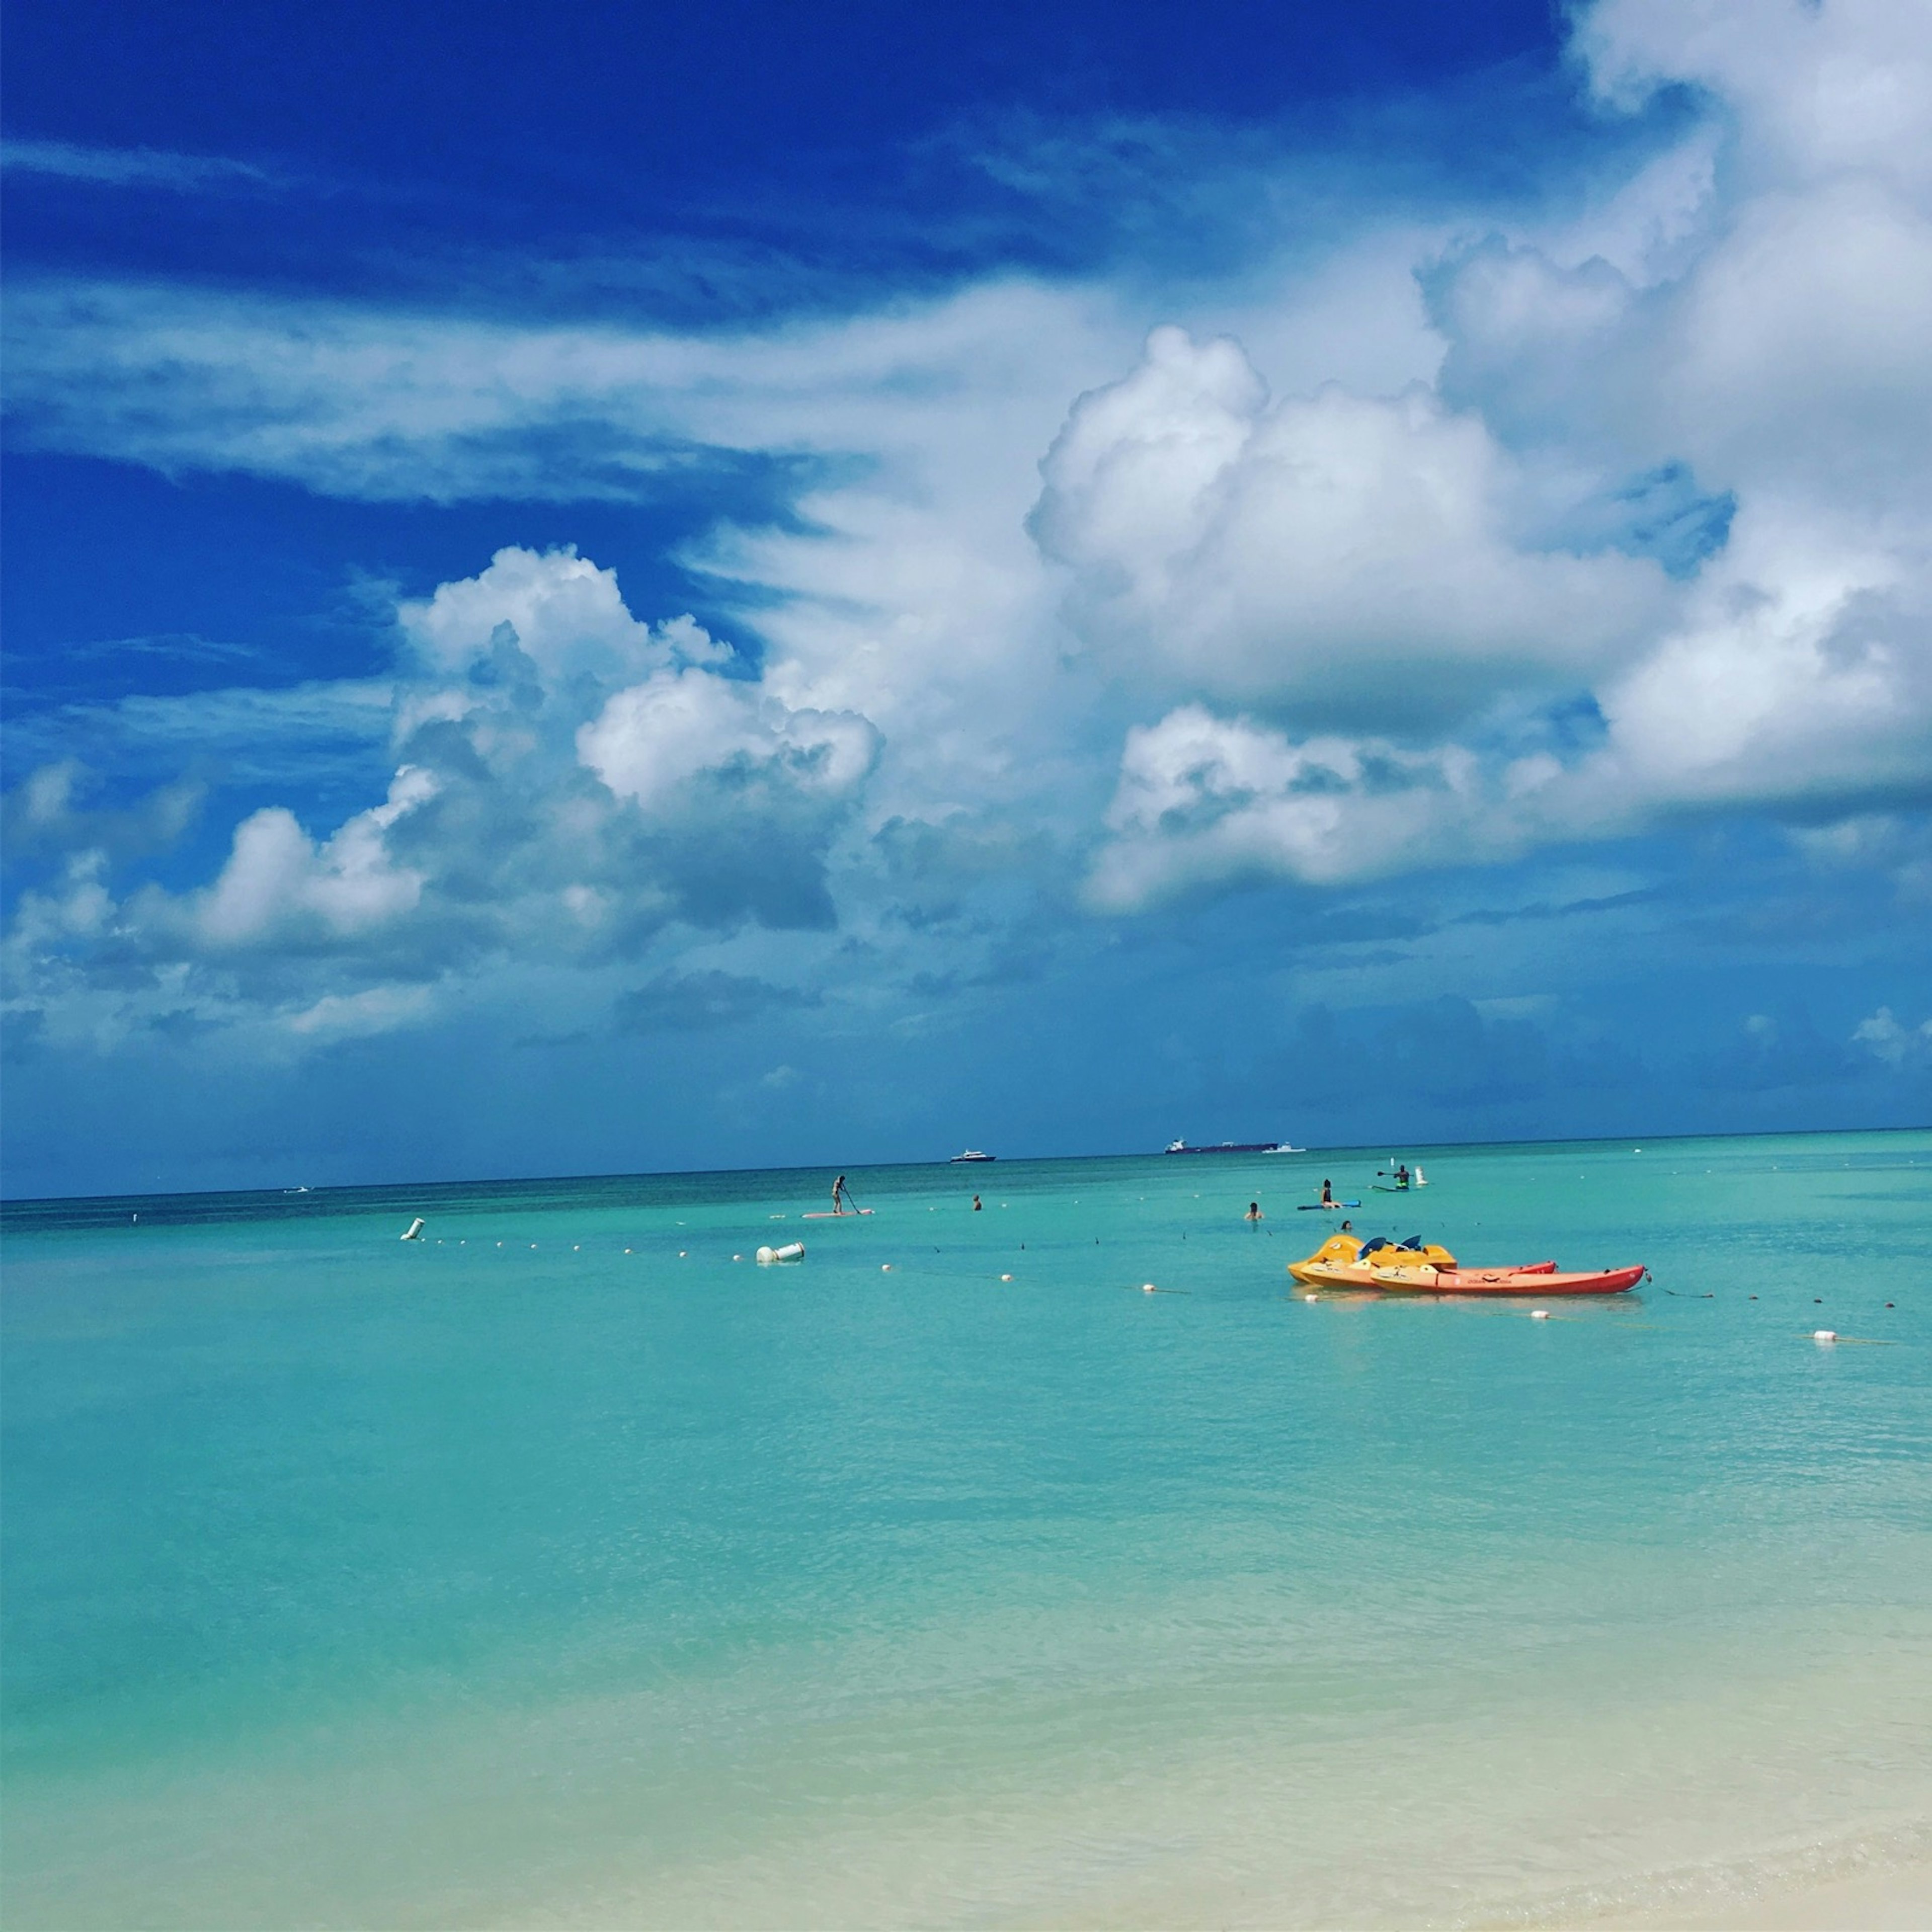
<box><xmin>1320</xmin><ymin>1178</ymin><xmax>1334</xmax><ymax>1204</ymax></box>
<box><xmin>832</xmin><ymin>1174</ymin><xmax>850</xmax><ymax>1214</ymax></box>
<box><xmin>1245</xmin><ymin>1201</ymin><xmax>1263</xmax><ymax>1222</ymax></box>
<box><xmin>1339</xmin><ymin>1219</ymin><xmax>1353</xmax><ymax>1233</ymax></box>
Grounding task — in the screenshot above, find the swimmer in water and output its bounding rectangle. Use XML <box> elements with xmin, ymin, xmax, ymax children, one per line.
<box><xmin>972</xmin><ymin>1194</ymin><xmax>983</xmax><ymax>1212</ymax></box>
<box><xmin>1339</xmin><ymin>1219</ymin><xmax>1353</xmax><ymax>1233</ymax></box>
<box><xmin>1245</xmin><ymin>1200</ymin><xmax>1262</xmax><ymax>1222</ymax></box>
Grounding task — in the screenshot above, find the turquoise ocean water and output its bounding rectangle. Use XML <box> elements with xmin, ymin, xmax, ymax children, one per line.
<box><xmin>3</xmin><ymin>1131</ymin><xmax>1928</xmax><ymax>1928</ymax></box>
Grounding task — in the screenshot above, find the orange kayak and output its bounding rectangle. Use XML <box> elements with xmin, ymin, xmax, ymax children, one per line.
<box><xmin>1358</xmin><ymin>1262</ymin><xmax>1645</xmax><ymax>1297</ymax></box>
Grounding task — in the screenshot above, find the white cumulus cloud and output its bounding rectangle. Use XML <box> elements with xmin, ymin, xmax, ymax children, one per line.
<box><xmin>1076</xmin><ymin>0</ymin><xmax>1932</xmax><ymax>908</ymax></box>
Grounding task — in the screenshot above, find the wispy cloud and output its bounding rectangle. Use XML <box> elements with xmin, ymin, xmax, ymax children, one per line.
<box><xmin>3</xmin><ymin>679</ymin><xmax>395</xmax><ymax>779</ymax></box>
<box><xmin>1</xmin><ymin>137</ymin><xmax>291</xmax><ymax>195</ymax></box>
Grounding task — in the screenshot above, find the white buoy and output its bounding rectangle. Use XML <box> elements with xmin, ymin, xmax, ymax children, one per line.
<box><xmin>624</xmin><ymin>1247</ymin><xmax>632</xmax><ymax>1254</ymax></box>
<box><xmin>756</xmin><ymin>1245</ymin><xmax>775</xmax><ymax>1264</ymax></box>
<box><xmin>1304</xmin><ymin>1292</ymin><xmax>1317</xmax><ymax>1302</ymax></box>
<box><xmin>679</xmin><ymin>1250</ymin><xmax>687</xmax><ymax>1257</ymax></box>
<box><xmin>1814</xmin><ymin>1329</ymin><xmax>1837</xmax><ymax>1343</ymax></box>
<box><xmin>757</xmin><ymin>1241</ymin><xmax>806</xmax><ymax>1264</ymax></box>
<box><xmin>1142</xmin><ymin>1281</ymin><xmax>1157</xmax><ymax>1293</ymax></box>
<box><xmin>881</xmin><ymin>1263</ymin><xmax>893</xmax><ymax>1271</ymax></box>
<box><xmin>1001</xmin><ymin>1273</ymin><xmax>1013</xmax><ymax>1282</ymax></box>
<box><xmin>1530</xmin><ymin>1309</ymin><xmax>1550</xmax><ymax>1321</ymax></box>
<box><xmin>400</xmin><ymin>1218</ymin><xmax>425</xmax><ymax>1241</ymax></box>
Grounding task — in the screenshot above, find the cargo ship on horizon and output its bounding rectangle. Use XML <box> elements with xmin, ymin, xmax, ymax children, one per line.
<box><xmin>1163</xmin><ymin>1138</ymin><xmax>1300</xmax><ymax>1155</ymax></box>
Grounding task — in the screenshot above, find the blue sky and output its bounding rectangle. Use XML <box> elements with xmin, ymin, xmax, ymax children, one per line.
<box><xmin>4</xmin><ymin>0</ymin><xmax>1929</xmax><ymax>1197</ymax></box>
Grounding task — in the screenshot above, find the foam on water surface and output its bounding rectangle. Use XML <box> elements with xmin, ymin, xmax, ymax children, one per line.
<box><xmin>2</xmin><ymin>1131</ymin><xmax>1928</xmax><ymax>1926</ymax></box>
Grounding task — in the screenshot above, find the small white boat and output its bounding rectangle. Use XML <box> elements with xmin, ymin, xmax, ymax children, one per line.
<box><xmin>949</xmin><ymin>1149</ymin><xmax>996</xmax><ymax>1162</ymax></box>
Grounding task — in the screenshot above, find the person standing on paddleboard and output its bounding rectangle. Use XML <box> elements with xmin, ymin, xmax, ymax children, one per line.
<box><xmin>832</xmin><ymin>1174</ymin><xmax>850</xmax><ymax>1215</ymax></box>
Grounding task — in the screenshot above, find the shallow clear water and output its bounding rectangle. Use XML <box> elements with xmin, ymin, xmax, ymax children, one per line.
<box><xmin>3</xmin><ymin>1132</ymin><xmax>1928</xmax><ymax>1927</ymax></box>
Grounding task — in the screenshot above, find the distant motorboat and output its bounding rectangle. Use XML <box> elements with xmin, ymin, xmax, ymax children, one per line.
<box><xmin>1163</xmin><ymin>1138</ymin><xmax>1297</xmax><ymax>1155</ymax></box>
<box><xmin>949</xmin><ymin>1149</ymin><xmax>996</xmax><ymax>1162</ymax></box>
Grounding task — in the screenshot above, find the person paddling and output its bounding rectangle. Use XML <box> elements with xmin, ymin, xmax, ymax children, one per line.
<box><xmin>832</xmin><ymin>1174</ymin><xmax>851</xmax><ymax>1215</ymax></box>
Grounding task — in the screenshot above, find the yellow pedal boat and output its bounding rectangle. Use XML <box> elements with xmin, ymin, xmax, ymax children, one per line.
<box><xmin>1288</xmin><ymin>1232</ymin><xmax>1457</xmax><ymax>1285</ymax></box>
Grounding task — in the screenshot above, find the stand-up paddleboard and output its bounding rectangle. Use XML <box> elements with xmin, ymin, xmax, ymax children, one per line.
<box><xmin>1371</xmin><ymin>1184</ymin><xmax>1409</xmax><ymax>1193</ymax></box>
<box><xmin>802</xmin><ymin>1209</ymin><xmax>875</xmax><ymax>1219</ymax></box>
<box><xmin>1296</xmin><ymin>1200</ymin><xmax>1360</xmax><ymax>1210</ymax></box>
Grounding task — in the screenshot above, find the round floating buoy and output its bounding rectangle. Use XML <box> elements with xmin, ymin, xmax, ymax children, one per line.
<box><xmin>756</xmin><ymin>1246</ymin><xmax>775</xmax><ymax>1264</ymax></box>
<box><xmin>1814</xmin><ymin>1329</ymin><xmax>1837</xmax><ymax>1343</ymax></box>
<box><xmin>573</xmin><ymin>1245</ymin><xmax>580</xmax><ymax>1251</ymax></box>
<box><xmin>624</xmin><ymin>1247</ymin><xmax>632</xmax><ymax>1254</ymax></box>
<box><xmin>679</xmin><ymin>1251</ymin><xmax>687</xmax><ymax>1257</ymax></box>
<box><xmin>733</xmin><ymin>1254</ymin><xmax>742</xmax><ymax>1261</ymax></box>
<box><xmin>881</xmin><ymin>1263</ymin><xmax>893</xmax><ymax>1271</ymax></box>
<box><xmin>1304</xmin><ymin>1293</ymin><xmax>1317</xmax><ymax>1303</ymax></box>
<box><xmin>1142</xmin><ymin>1282</ymin><xmax>1156</xmax><ymax>1293</ymax></box>
<box><xmin>1530</xmin><ymin>1309</ymin><xmax>1550</xmax><ymax>1321</ymax></box>
<box><xmin>1000</xmin><ymin>1273</ymin><xmax>1013</xmax><ymax>1281</ymax></box>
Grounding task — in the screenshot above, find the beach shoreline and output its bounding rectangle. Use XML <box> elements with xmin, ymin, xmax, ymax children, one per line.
<box><xmin>1576</xmin><ymin>1857</ymin><xmax>1932</xmax><ymax>1930</ymax></box>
